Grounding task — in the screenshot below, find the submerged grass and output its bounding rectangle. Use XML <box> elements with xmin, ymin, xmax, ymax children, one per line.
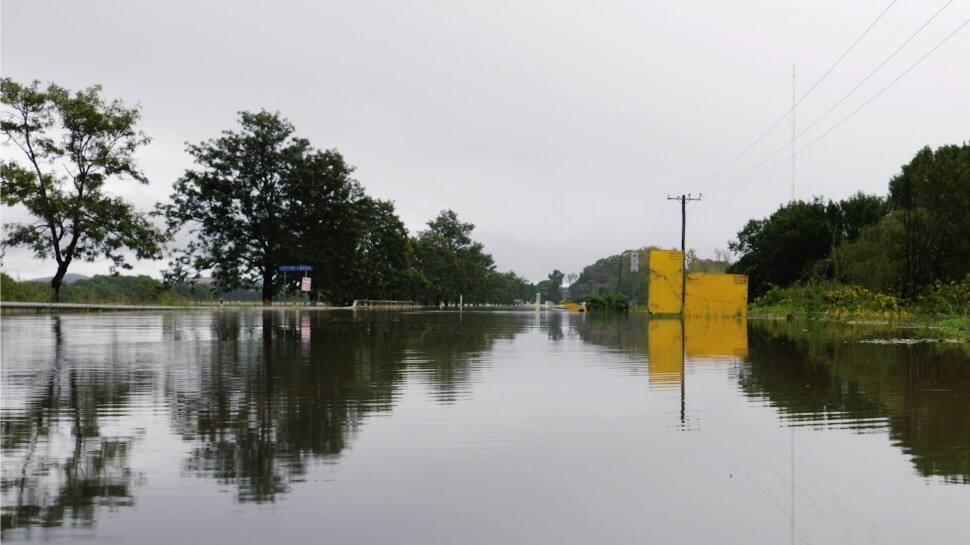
<box><xmin>750</xmin><ymin>278</ymin><xmax>970</xmax><ymax>339</ymax></box>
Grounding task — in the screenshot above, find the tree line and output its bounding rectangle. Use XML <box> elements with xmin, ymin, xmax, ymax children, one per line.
<box><xmin>566</xmin><ymin>247</ymin><xmax>731</xmax><ymax>305</ymax></box>
<box><xmin>1</xmin><ymin>79</ymin><xmax>539</xmax><ymax>305</ymax></box>
<box><xmin>727</xmin><ymin>143</ymin><xmax>970</xmax><ymax>301</ymax></box>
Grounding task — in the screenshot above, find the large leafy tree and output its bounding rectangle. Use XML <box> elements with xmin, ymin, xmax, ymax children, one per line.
<box><xmin>162</xmin><ymin>110</ymin><xmax>361</xmax><ymax>303</ymax></box>
<box><xmin>287</xmin><ymin>149</ymin><xmax>365</xmax><ymax>304</ymax></box>
<box><xmin>728</xmin><ymin>194</ymin><xmax>889</xmax><ymax>298</ymax></box>
<box><xmin>343</xmin><ymin>198</ymin><xmax>411</xmax><ymax>302</ymax></box>
<box><xmin>728</xmin><ymin>199</ymin><xmax>835</xmax><ymax>298</ymax></box>
<box><xmin>546</xmin><ymin>269</ymin><xmax>565</xmax><ymax>304</ymax></box>
<box><xmin>830</xmin><ymin>191</ymin><xmax>888</xmax><ymax>242</ymax></box>
<box><xmin>0</xmin><ymin>79</ymin><xmax>165</xmax><ymax>301</ymax></box>
<box><xmin>412</xmin><ymin>210</ymin><xmax>495</xmax><ymax>305</ymax></box>
<box><xmin>889</xmin><ymin>144</ymin><xmax>970</xmax><ymax>297</ymax></box>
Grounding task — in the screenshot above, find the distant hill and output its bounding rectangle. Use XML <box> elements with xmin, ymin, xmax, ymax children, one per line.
<box><xmin>26</xmin><ymin>273</ymin><xmax>90</xmax><ymax>284</ymax></box>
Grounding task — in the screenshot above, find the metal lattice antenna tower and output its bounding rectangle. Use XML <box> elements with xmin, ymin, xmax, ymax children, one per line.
<box><xmin>791</xmin><ymin>63</ymin><xmax>796</xmax><ymax>202</ymax></box>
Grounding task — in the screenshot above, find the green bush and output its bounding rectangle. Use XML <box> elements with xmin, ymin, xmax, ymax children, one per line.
<box><xmin>828</xmin><ymin>212</ymin><xmax>905</xmax><ymax>295</ymax></box>
<box><xmin>916</xmin><ymin>275</ymin><xmax>970</xmax><ymax>315</ymax></box>
<box><xmin>751</xmin><ymin>282</ymin><xmax>904</xmax><ymax>319</ymax></box>
<box><xmin>585</xmin><ymin>293</ymin><xmax>630</xmax><ymax>312</ymax></box>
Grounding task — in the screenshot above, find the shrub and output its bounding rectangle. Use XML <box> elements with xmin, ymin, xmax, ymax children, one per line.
<box><xmin>585</xmin><ymin>293</ymin><xmax>630</xmax><ymax>312</ymax></box>
<box><xmin>0</xmin><ymin>273</ymin><xmax>52</xmax><ymax>302</ymax></box>
<box><xmin>916</xmin><ymin>275</ymin><xmax>970</xmax><ymax>315</ymax></box>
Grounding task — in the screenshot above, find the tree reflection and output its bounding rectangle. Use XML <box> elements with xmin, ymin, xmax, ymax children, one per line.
<box><xmin>1</xmin><ymin>317</ymin><xmax>137</xmax><ymax>535</ymax></box>
<box><xmin>171</xmin><ymin>310</ymin><xmax>526</xmax><ymax>502</ymax></box>
<box><xmin>742</xmin><ymin>320</ymin><xmax>970</xmax><ymax>483</ymax></box>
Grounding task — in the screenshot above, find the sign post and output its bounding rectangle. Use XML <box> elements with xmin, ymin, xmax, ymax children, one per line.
<box><xmin>300</xmin><ymin>275</ymin><xmax>311</xmax><ymax>306</ymax></box>
<box><xmin>277</xmin><ymin>265</ymin><xmax>314</xmax><ymax>305</ymax></box>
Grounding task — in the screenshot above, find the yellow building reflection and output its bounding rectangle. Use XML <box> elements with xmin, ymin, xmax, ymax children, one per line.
<box><xmin>647</xmin><ymin>318</ymin><xmax>748</xmax><ymax>390</ymax></box>
<box><xmin>648</xmin><ymin>319</ymin><xmax>683</xmax><ymax>389</ymax></box>
<box><xmin>684</xmin><ymin>317</ymin><xmax>748</xmax><ymax>359</ymax></box>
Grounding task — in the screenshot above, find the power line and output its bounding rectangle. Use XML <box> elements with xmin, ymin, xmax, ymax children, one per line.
<box><xmin>685</xmin><ymin>0</ymin><xmax>900</xmax><ymax>193</ymax></box>
<box><xmin>704</xmin><ymin>0</ymin><xmax>955</xmax><ymax>194</ymax></box>
<box><xmin>643</xmin><ymin>199</ymin><xmax>668</xmax><ymax>246</ymax></box>
<box><xmin>708</xmin><ymin>15</ymin><xmax>970</xmax><ymax>196</ymax></box>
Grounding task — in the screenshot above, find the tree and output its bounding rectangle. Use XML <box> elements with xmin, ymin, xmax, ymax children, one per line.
<box><xmin>889</xmin><ymin>144</ymin><xmax>970</xmax><ymax>297</ymax></box>
<box><xmin>162</xmin><ymin>110</ymin><xmax>361</xmax><ymax>303</ymax></box>
<box><xmin>482</xmin><ymin>270</ymin><xmax>533</xmax><ymax>305</ymax></box>
<box><xmin>412</xmin><ymin>210</ymin><xmax>495</xmax><ymax>305</ymax></box>
<box><xmin>728</xmin><ymin>193</ymin><xmax>889</xmax><ymax>298</ymax></box>
<box><xmin>831</xmin><ymin>191</ymin><xmax>888</xmax><ymax>242</ymax></box>
<box><xmin>568</xmin><ymin>247</ymin><xmax>654</xmax><ymax>303</ymax></box>
<box><xmin>728</xmin><ymin>199</ymin><xmax>835</xmax><ymax>298</ymax></box>
<box><xmin>545</xmin><ymin>269</ymin><xmax>564</xmax><ymax>303</ymax></box>
<box><xmin>0</xmin><ymin>79</ymin><xmax>165</xmax><ymax>301</ymax></box>
<box><xmin>287</xmin><ymin>149</ymin><xmax>366</xmax><ymax>305</ymax></box>
<box><xmin>343</xmin><ymin>198</ymin><xmax>412</xmax><ymax>302</ymax></box>
<box><xmin>829</xmin><ymin>212</ymin><xmax>905</xmax><ymax>295</ymax></box>
<box><xmin>686</xmin><ymin>248</ymin><xmax>732</xmax><ymax>272</ymax></box>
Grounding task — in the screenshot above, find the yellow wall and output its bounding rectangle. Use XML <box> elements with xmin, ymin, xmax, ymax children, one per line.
<box><xmin>648</xmin><ymin>250</ymin><xmax>684</xmax><ymax>314</ymax></box>
<box><xmin>647</xmin><ymin>250</ymin><xmax>748</xmax><ymax>318</ymax></box>
<box><xmin>684</xmin><ymin>272</ymin><xmax>748</xmax><ymax>318</ymax></box>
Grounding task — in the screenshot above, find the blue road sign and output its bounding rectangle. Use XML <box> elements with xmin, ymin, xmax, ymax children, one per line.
<box><xmin>278</xmin><ymin>264</ymin><xmax>314</xmax><ymax>272</ymax></box>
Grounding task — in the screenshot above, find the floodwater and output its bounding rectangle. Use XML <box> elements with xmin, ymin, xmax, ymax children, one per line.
<box><xmin>1</xmin><ymin>311</ymin><xmax>968</xmax><ymax>545</ymax></box>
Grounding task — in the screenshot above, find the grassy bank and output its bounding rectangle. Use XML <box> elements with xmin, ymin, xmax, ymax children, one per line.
<box><xmin>749</xmin><ymin>277</ymin><xmax>970</xmax><ymax>336</ymax></box>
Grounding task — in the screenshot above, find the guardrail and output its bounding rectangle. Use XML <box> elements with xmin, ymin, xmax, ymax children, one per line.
<box><xmin>351</xmin><ymin>300</ymin><xmax>419</xmax><ymax>309</ymax></box>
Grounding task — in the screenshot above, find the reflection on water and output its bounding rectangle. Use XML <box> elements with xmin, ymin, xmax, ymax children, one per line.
<box><xmin>741</xmin><ymin>319</ymin><xmax>970</xmax><ymax>484</ymax></box>
<box><xmin>1</xmin><ymin>311</ymin><xmax>968</xmax><ymax>544</ymax></box>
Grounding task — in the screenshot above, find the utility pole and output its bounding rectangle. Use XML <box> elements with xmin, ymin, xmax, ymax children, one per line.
<box><xmin>616</xmin><ymin>249</ymin><xmax>632</xmax><ymax>295</ymax></box>
<box><xmin>666</xmin><ymin>193</ymin><xmax>702</xmax><ymax>311</ymax></box>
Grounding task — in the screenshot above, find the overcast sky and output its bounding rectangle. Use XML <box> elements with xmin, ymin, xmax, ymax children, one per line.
<box><xmin>2</xmin><ymin>0</ymin><xmax>968</xmax><ymax>282</ymax></box>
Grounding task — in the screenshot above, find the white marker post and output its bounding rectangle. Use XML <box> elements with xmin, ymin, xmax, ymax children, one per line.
<box><xmin>459</xmin><ymin>294</ymin><xmax>463</xmax><ymax>311</ymax></box>
<box><xmin>535</xmin><ymin>292</ymin><xmax>541</xmax><ymax>311</ymax></box>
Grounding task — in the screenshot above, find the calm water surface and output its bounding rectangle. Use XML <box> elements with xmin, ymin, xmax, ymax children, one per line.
<box><xmin>1</xmin><ymin>310</ymin><xmax>968</xmax><ymax>544</ymax></box>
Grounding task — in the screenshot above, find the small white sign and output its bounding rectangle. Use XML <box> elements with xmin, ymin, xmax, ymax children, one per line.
<box><xmin>300</xmin><ymin>277</ymin><xmax>312</xmax><ymax>292</ymax></box>
<box><xmin>630</xmin><ymin>253</ymin><xmax>639</xmax><ymax>273</ymax></box>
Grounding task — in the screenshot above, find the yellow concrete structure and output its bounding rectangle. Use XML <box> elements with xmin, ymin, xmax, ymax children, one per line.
<box><xmin>647</xmin><ymin>250</ymin><xmax>748</xmax><ymax>318</ymax></box>
<box><xmin>684</xmin><ymin>272</ymin><xmax>748</xmax><ymax>318</ymax></box>
<box><xmin>561</xmin><ymin>302</ymin><xmax>583</xmax><ymax>312</ymax></box>
<box><xmin>648</xmin><ymin>250</ymin><xmax>684</xmax><ymax>314</ymax></box>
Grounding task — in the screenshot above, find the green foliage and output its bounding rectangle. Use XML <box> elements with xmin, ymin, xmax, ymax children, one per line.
<box><xmin>828</xmin><ymin>212</ymin><xmax>905</xmax><ymax>295</ymax></box>
<box><xmin>584</xmin><ymin>293</ymin><xmax>630</xmax><ymax>312</ymax></box>
<box><xmin>345</xmin><ymin>198</ymin><xmax>412</xmax><ymax>302</ymax></box>
<box><xmin>545</xmin><ymin>270</ymin><xmax>565</xmax><ymax>304</ymax></box>
<box><xmin>0</xmin><ymin>78</ymin><xmax>166</xmax><ymax>301</ymax></box>
<box><xmin>161</xmin><ymin>110</ymin><xmax>356</xmax><ymax>303</ymax></box>
<box><xmin>729</xmin><ymin>144</ymin><xmax>968</xmax><ymax>302</ymax></box>
<box><xmin>686</xmin><ymin>248</ymin><xmax>732</xmax><ymax>272</ymax></box>
<box><xmin>889</xmin><ymin>144</ymin><xmax>970</xmax><ymax>297</ymax></box>
<box><xmin>411</xmin><ymin>210</ymin><xmax>496</xmax><ymax>305</ymax></box>
<box><xmin>916</xmin><ymin>274</ymin><xmax>970</xmax><ymax>315</ymax></box>
<box><xmin>751</xmin><ymin>282</ymin><xmax>904</xmax><ymax>320</ymax></box>
<box><xmin>1</xmin><ymin>272</ymin><xmax>52</xmax><ymax>301</ymax></box>
<box><xmin>160</xmin><ymin>113</ymin><xmax>525</xmax><ymax>307</ymax></box>
<box><xmin>481</xmin><ymin>270</ymin><xmax>534</xmax><ymax>305</ymax></box>
<box><xmin>0</xmin><ymin>272</ymin><xmax>235</xmax><ymax>305</ymax></box>
<box><xmin>569</xmin><ymin>247</ymin><xmax>653</xmax><ymax>304</ymax></box>
<box><xmin>833</xmin><ymin>191</ymin><xmax>889</xmax><ymax>241</ymax></box>
<box><xmin>728</xmin><ymin>198</ymin><xmax>841</xmax><ymax>299</ymax></box>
